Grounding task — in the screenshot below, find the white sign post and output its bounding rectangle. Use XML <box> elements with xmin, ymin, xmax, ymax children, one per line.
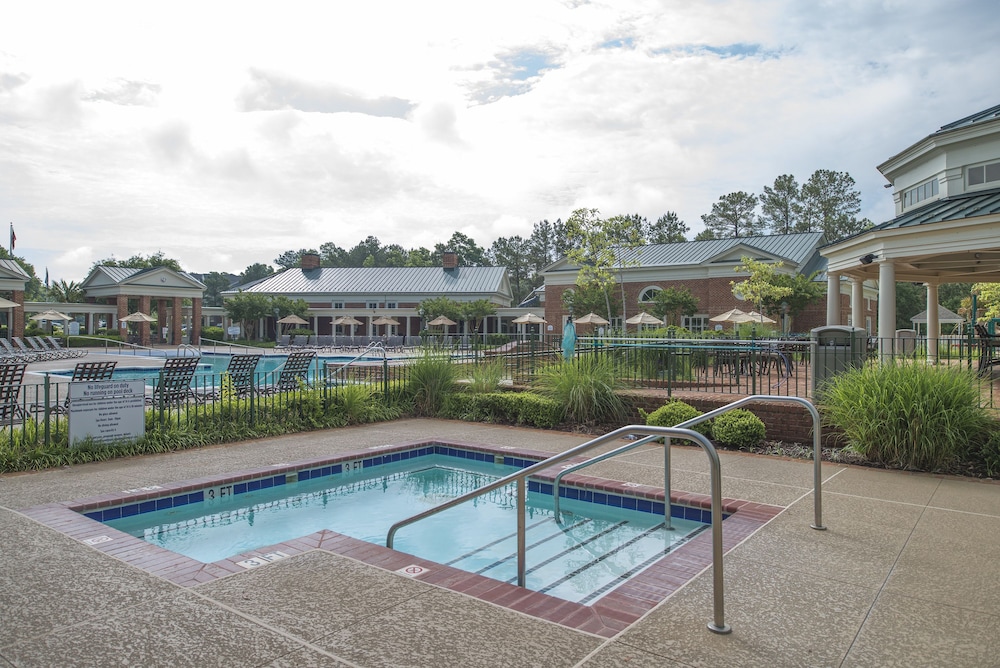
<box><xmin>68</xmin><ymin>380</ymin><xmax>146</xmax><ymax>447</ymax></box>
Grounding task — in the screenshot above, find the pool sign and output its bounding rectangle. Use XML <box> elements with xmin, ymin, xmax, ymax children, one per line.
<box><xmin>68</xmin><ymin>380</ymin><xmax>146</xmax><ymax>447</ymax></box>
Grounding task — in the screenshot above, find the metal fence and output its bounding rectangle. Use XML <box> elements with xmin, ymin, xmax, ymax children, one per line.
<box><xmin>2</xmin><ymin>332</ymin><xmax>996</xmax><ymax>453</ymax></box>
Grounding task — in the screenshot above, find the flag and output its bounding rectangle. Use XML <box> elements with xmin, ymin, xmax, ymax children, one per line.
<box><xmin>45</xmin><ymin>267</ymin><xmax>49</xmax><ymax>287</ymax></box>
<box><xmin>8</xmin><ymin>224</ymin><xmax>14</xmax><ymax>251</ymax></box>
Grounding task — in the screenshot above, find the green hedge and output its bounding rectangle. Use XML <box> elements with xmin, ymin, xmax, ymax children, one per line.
<box><xmin>443</xmin><ymin>392</ymin><xmax>562</xmax><ymax>429</ymax></box>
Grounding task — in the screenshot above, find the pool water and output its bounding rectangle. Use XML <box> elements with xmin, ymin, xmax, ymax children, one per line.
<box><xmin>103</xmin><ymin>454</ymin><xmax>705</xmax><ymax>604</ymax></box>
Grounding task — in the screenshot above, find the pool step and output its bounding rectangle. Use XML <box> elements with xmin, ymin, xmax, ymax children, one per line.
<box><xmin>442</xmin><ymin>514</ymin><xmax>706</xmax><ymax>604</ymax></box>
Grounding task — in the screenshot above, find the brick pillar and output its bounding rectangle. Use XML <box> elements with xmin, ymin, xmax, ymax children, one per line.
<box><xmin>156</xmin><ymin>299</ymin><xmax>167</xmax><ymax>344</ymax></box>
<box><xmin>139</xmin><ymin>295</ymin><xmax>151</xmax><ymax>347</ymax></box>
<box><xmin>117</xmin><ymin>294</ymin><xmax>129</xmax><ymax>339</ymax></box>
<box><xmin>12</xmin><ymin>290</ymin><xmax>24</xmax><ymax>338</ymax></box>
<box><xmin>192</xmin><ymin>298</ymin><xmax>202</xmax><ymax>344</ymax></box>
<box><xmin>171</xmin><ymin>298</ymin><xmax>183</xmax><ymax>345</ymax></box>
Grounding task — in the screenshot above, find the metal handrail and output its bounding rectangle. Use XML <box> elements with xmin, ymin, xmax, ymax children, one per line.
<box><xmin>326</xmin><ymin>342</ymin><xmax>388</xmax><ymax>383</ymax></box>
<box><xmin>176</xmin><ymin>343</ymin><xmax>200</xmax><ymax>358</ymax></box>
<box><xmin>553</xmin><ymin>395</ymin><xmax>826</xmax><ymax>531</ymax></box>
<box><xmin>386</xmin><ymin>424</ymin><xmax>732</xmax><ymax>635</ymax></box>
<box><xmin>196</xmin><ymin>338</ymin><xmax>272</xmax><ymax>355</ymax></box>
<box><xmin>70</xmin><ymin>335</ymin><xmax>160</xmax><ymax>356</ymax></box>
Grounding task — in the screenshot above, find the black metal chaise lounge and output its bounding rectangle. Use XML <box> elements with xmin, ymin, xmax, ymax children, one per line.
<box><xmin>262</xmin><ymin>350</ymin><xmax>316</xmax><ymax>394</ymax></box>
<box><xmin>196</xmin><ymin>353</ymin><xmax>262</xmax><ymax>402</ymax></box>
<box><xmin>33</xmin><ymin>360</ymin><xmax>118</xmax><ymax>414</ymax></box>
<box><xmin>0</xmin><ymin>361</ymin><xmax>28</xmax><ymax>424</ymax></box>
<box><xmin>145</xmin><ymin>356</ymin><xmax>202</xmax><ymax>406</ymax></box>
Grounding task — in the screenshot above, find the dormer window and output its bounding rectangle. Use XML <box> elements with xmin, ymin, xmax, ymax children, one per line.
<box><xmin>902</xmin><ymin>178</ymin><xmax>938</xmax><ymax>208</ymax></box>
<box><xmin>968</xmin><ymin>161</ymin><xmax>1000</xmax><ymax>187</ymax></box>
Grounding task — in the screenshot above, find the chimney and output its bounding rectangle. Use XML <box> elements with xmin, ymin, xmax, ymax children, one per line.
<box><xmin>301</xmin><ymin>252</ymin><xmax>321</xmax><ymax>271</ymax></box>
<box><xmin>442</xmin><ymin>250</ymin><xmax>458</xmax><ymax>271</ymax></box>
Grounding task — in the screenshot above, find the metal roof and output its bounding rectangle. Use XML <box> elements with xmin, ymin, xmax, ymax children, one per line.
<box><xmin>229</xmin><ymin>266</ymin><xmax>510</xmax><ymax>297</ymax></box>
<box><xmin>937</xmin><ymin>103</ymin><xmax>1000</xmax><ymax>132</ymax></box>
<box><xmin>0</xmin><ymin>259</ymin><xmax>30</xmax><ymax>279</ymax></box>
<box><xmin>574</xmin><ymin>232</ymin><xmax>825</xmax><ymax>270</ymax></box>
<box><xmin>86</xmin><ymin>265</ymin><xmax>205</xmax><ymax>288</ymax></box>
<box><xmin>870</xmin><ymin>187</ymin><xmax>1000</xmax><ymax>232</ymax></box>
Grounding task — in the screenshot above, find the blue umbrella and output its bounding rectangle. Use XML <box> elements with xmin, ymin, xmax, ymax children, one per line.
<box><xmin>561</xmin><ymin>317</ymin><xmax>577</xmax><ymax>360</ymax></box>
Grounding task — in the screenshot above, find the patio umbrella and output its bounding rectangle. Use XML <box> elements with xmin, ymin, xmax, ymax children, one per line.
<box><xmin>572</xmin><ymin>312</ymin><xmax>610</xmax><ymax>325</ymax></box>
<box><xmin>372</xmin><ymin>316</ymin><xmax>400</xmax><ymax>326</ymax></box>
<box><xmin>561</xmin><ymin>317</ymin><xmax>576</xmax><ymax>360</ymax></box>
<box><xmin>276</xmin><ymin>314</ymin><xmax>309</xmax><ymax>325</ymax></box>
<box><xmin>427</xmin><ymin>315</ymin><xmax>457</xmax><ymax>327</ymax></box>
<box><xmin>119</xmin><ymin>312</ymin><xmax>156</xmax><ymax>323</ymax></box>
<box><xmin>0</xmin><ymin>297</ymin><xmax>19</xmax><ymax>309</ymax></box>
<box><xmin>31</xmin><ymin>310</ymin><xmax>73</xmax><ymax>322</ymax></box>
<box><xmin>512</xmin><ymin>313</ymin><xmax>546</xmax><ymax>324</ymax></box>
<box><xmin>709</xmin><ymin>308</ymin><xmax>747</xmax><ymax>323</ymax></box>
<box><xmin>333</xmin><ymin>316</ymin><xmax>363</xmax><ymax>326</ymax></box>
<box><xmin>625</xmin><ymin>312</ymin><xmax>664</xmax><ymax>326</ymax></box>
<box><xmin>735</xmin><ymin>311</ymin><xmax>776</xmax><ymax>324</ymax></box>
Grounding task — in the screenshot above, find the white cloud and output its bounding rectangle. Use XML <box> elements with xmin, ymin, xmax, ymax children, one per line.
<box><xmin>0</xmin><ymin>0</ymin><xmax>998</xmax><ymax>280</ymax></box>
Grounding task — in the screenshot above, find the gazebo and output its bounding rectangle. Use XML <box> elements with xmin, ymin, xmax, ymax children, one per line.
<box><xmin>910</xmin><ymin>304</ymin><xmax>965</xmax><ymax>337</ymax></box>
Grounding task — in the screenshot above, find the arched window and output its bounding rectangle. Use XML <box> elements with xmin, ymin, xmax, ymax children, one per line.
<box><xmin>638</xmin><ymin>286</ymin><xmax>662</xmax><ymax>303</ymax></box>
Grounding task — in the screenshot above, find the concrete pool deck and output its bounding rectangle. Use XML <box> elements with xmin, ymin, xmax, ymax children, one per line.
<box><xmin>1</xmin><ymin>418</ymin><xmax>998</xmax><ymax>666</ymax></box>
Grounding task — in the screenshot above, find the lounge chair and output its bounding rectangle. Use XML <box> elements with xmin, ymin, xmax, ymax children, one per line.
<box><xmin>975</xmin><ymin>324</ymin><xmax>1000</xmax><ymax>376</ymax></box>
<box><xmin>0</xmin><ymin>362</ymin><xmax>28</xmax><ymax>423</ymax></box>
<box><xmin>262</xmin><ymin>350</ymin><xmax>316</xmax><ymax>394</ymax></box>
<box><xmin>0</xmin><ymin>338</ymin><xmax>36</xmax><ymax>362</ymax></box>
<box><xmin>34</xmin><ymin>361</ymin><xmax>118</xmax><ymax>414</ymax></box>
<box><xmin>29</xmin><ymin>336</ymin><xmax>72</xmax><ymax>360</ymax></box>
<box><xmin>276</xmin><ymin>335</ymin><xmax>291</xmax><ymax>349</ymax></box>
<box><xmin>44</xmin><ymin>336</ymin><xmax>87</xmax><ymax>359</ymax></box>
<box><xmin>196</xmin><ymin>353</ymin><xmax>261</xmax><ymax>401</ymax></box>
<box><xmin>145</xmin><ymin>356</ymin><xmax>202</xmax><ymax>406</ymax></box>
<box><xmin>13</xmin><ymin>337</ymin><xmax>55</xmax><ymax>361</ymax></box>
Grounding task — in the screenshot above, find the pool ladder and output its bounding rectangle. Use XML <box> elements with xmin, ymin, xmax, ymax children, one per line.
<box><xmin>386</xmin><ymin>395</ymin><xmax>826</xmax><ymax>636</ymax></box>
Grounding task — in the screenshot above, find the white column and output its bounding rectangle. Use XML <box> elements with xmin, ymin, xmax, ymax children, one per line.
<box><xmin>926</xmin><ymin>283</ymin><xmax>939</xmax><ymax>364</ymax></box>
<box><xmin>877</xmin><ymin>261</ymin><xmax>896</xmax><ymax>358</ymax></box>
<box><xmin>826</xmin><ymin>271</ymin><xmax>841</xmax><ymax>325</ymax></box>
<box><xmin>851</xmin><ymin>278</ymin><xmax>865</xmax><ymax>329</ymax></box>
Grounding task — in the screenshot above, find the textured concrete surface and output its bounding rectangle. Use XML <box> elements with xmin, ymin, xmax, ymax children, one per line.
<box><xmin>2</xmin><ymin>418</ymin><xmax>998</xmax><ymax>667</ymax></box>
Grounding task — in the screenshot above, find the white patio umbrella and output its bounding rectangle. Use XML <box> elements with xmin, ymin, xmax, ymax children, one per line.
<box><xmin>512</xmin><ymin>313</ymin><xmax>546</xmax><ymax>324</ymax></box>
<box><xmin>119</xmin><ymin>312</ymin><xmax>157</xmax><ymax>323</ymax></box>
<box><xmin>333</xmin><ymin>316</ymin><xmax>363</xmax><ymax>326</ymax></box>
<box><xmin>625</xmin><ymin>312</ymin><xmax>664</xmax><ymax>326</ymax></box>
<box><xmin>31</xmin><ymin>310</ymin><xmax>73</xmax><ymax>322</ymax></box>
<box><xmin>572</xmin><ymin>312</ymin><xmax>610</xmax><ymax>325</ymax></box>
<box><xmin>372</xmin><ymin>316</ymin><xmax>400</xmax><ymax>326</ymax></box>
<box><xmin>734</xmin><ymin>311</ymin><xmax>776</xmax><ymax>324</ymax></box>
<box><xmin>709</xmin><ymin>308</ymin><xmax>747</xmax><ymax>323</ymax></box>
<box><xmin>427</xmin><ymin>315</ymin><xmax>457</xmax><ymax>327</ymax></box>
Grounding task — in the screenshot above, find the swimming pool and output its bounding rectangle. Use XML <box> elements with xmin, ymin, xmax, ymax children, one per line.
<box><xmin>41</xmin><ymin>440</ymin><xmax>779</xmax><ymax>636</ymax></box>
<box><xmin>96</xmin><ymin>449</ymin><xmax>705</xmax><ymax>604</ymax></box>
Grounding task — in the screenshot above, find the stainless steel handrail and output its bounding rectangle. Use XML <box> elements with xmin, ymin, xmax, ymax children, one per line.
<box><xmin>553</xmin><ymin>395</ymin><xmax>827</xmax><ymax>531</ymax></box>
<box><xmin>386</xmin><ymin>424</ymin><xmax>732</xmax><ymax>634</ymax></box>
<box><xmin>325</xmin><ymin>342</ymin><xmax>388</xmax><ymax>383</ymax></box>
<box><xmin>176</xmin><ymin>343</ymin><xmax>201</xmax><ymax>358</ymax></box>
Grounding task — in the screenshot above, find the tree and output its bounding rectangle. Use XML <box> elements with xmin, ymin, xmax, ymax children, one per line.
<box><xmin>46</xmin><ymin>279</ymin><xmax>85</xmax><ymax>303</ymax></box>
<box><xmin>222</xmin><ymin>291</ymin><xmax>273</xmax><ymax>340</ymax></box>
<box><xmin>273</xmin><ymin>249</ymin><xmax>312</xmax><ymax>270</ymax></box>
<box><xmin>319</xmin><ymin>242</ymin><xmax>348</xmax><ymax>267</ymax></box>
<box><xmin>562</xmin><ymin>283</ymin><xmax>620</xmax><ymax>322</ymax></box>
<box><xmin>565</xmin><ymin>208</ymin><xmax>642</xmax><ymax>329</ymax></box>
<box><xmin>201</xmin><ymin>272</ymin><xmax>233</xmax><ymax>307</ymax></box>
<box><xmin>406</xmin><ymin>247</ymin><xmax>435</xmax><ymax>267</ymax></box>
<box><xmin>649</xmin><ymin>287</ymin><xmax>699</xmax><ymax>327</ymax></box>
<box><xmin>731</xmin><ymin>256</ymin><xmax>793</xmax><ymax>318</ymax></box>
<box><xmin>346</xmin><ymin>236</ymin><xmax>385</xmax><ymax>267</ymax></box>
<box><xmin>238</xmin><ymin>263</ymin><xmax>274</xmax><ymax>285</ymax></box>
<box><xmin>759</xmin><ymin>174</ymin><xmax>802</xmax><ymax>235</ymax></box>
<box><xmin>759</xmin><ymin>272</ymin><xmax>825</xmax><ymax>323</ymax></box>
<box><xmin>89</xmin><ymin>251</ymin><xmax>183</xmax><ymax>276</ymax></box>
<box><xmin>647</xmin><ymin>212</ymin><xmax>688</xmax><ymax>244</ymax></box>
<box><xmin>269</xmin><ymin>295</ymin><xmax>310</xmax><ymax>320</ymax></box>
<box><xmin>460</xmin><ymin>299</ymin><xmax>497</xmax><ymax>335</ymax></box>
<box><xmin>895</xmin><ymin>282</ymin><xmax>925</xmax><ymax>330</ymax></box>
<box><xmin>0</xmin><ymin>250</ymin><xmax>60</xmax><ymax>300</ymax></box>
<box><xmin>700</xmin><ymin>192</ymin><xmax>761</xmax><ymax>238</ymax></box>
<box><xmin>693</xmin><ymin>228</ymin><xmax>717</xmax><ymax>241</ymax></box>
<box><xmin>434</xmin><ymin>231</ymin><xmax>487</xmax><ymax>267</ymax></box>
<box><xmin>798</xmin><ymin>169</ymin><xmax>867</xmax><ymax>240</ymax></box>
<box><xmin>419</xmin><ymin>296</ymin><xmax>464</xmax><ymax>324</ymax></box>
<box><xmin>488</xmin><ymin>235</ymin><xmax>532</xmax><ymax>304</ymax></box>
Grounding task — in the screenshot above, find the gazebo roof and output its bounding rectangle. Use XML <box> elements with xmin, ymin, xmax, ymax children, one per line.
<box><xmin>910</xmin><ymin>304</ymin><xmax>964</xmax><ymax>324</ymax></box>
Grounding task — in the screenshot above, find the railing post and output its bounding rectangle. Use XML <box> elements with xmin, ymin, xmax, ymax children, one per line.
<box><xmin>516</xmin><ymin>476</ymin><xmax>526</xmax><ymax>587</ymax></box>
<box><xmin>43</xmin><ymin>373</ymin><xmax>51</xmax><ymax>447</ymax></box>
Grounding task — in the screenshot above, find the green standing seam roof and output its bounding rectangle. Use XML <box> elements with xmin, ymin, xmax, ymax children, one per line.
<box><xmin>228</xmin><ymin>266</ymin><xmax>510</xmax><ymax>297</ymax></box>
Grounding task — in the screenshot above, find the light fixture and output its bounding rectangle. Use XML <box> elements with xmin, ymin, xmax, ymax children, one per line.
<box><xmin>859</xmin><ymin>253</ymin><xmax>877</xmax><ymax>265</ymax></box>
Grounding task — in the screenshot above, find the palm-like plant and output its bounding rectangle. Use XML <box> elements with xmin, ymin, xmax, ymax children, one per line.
<box><xmin>47</xmin><ymin>279</ymin><xmax>85</xmax><ymax>303</ymax></box>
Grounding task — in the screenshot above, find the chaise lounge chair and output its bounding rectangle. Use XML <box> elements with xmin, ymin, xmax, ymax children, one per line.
<box><xmin>145</xmin><ymin>356</ymin><xmax>202</xmax><ymax>406</ymax></box>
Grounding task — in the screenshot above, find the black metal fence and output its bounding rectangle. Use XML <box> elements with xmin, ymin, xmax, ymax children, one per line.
<box><xmin>2</xmin><ymin>332</ymin><xmax>996</xmax><ymax>453</ymax></box>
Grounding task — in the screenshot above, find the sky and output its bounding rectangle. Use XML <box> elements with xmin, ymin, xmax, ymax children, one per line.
<box><xmin>2</xmin><ymin>0</ymin><xmax>998</xmax><ymax>283</ymax></box>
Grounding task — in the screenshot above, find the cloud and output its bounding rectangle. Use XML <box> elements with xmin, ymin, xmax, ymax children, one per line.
<box><xmin>86</xmin><ymin>79</ymin><xmax>161</xmax><ymax>106</ymax></box>
<box><xmin>466</xmin><ymin>48</ymin><xmax>563</xmax><ymax>104</ymax></box>
<box><xmin>237</xmin><ymin>68</ymin><xmax>414</xmax><ymax>118</ymax></box>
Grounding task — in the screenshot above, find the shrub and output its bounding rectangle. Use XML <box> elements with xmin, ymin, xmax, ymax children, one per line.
<box><xmin>532</xmin><ymin>354</ymin><xmax>627</xmax><ymax>425</ymax></box>
<box><xmin>977</xmin><ymin>429</ymin><xmax>1000</xmax><ymax>478</ymax></box>
<box><xmin>464</xmin><ymin>359</ymin><xmax>505</xmax><ymax>394</ymax></box>
<box><xmin>201</xmin><ymin>326</ymin><xmax>225</xmax><ymax>341</ymax></box>
<box><xmin>406</xmin><ymin>353</ymin><xmax>458</xmax><ymax>416</ymax></box>
<box><xmin>817</xmin><ymin>360</ymin><xmax>993</xmax><ymax>471</ymax></box>
<box><xmin>641</xmin><ymin>400</ymin><xmax>711</xmax><ymax>437</ymax></box>
<box><xmin>486</xmin><ymin>333</ymin><xmax>511</xmax><ymax>346</ymax></box>
<box><xmin>443</xmin><ymin>391</ymin><xmax>561</xmax><ymax>429</ymax></box>
<box><xmin>712</xmin><ymin>409</ymin><xmax>766</xmax><ymax>448</ymax></box>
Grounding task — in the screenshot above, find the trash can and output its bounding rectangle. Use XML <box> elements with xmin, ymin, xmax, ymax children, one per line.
<box><xmin>811</xmin><ymin>325</ymin><xmax>867</xmax><ymax>391</ymax></box>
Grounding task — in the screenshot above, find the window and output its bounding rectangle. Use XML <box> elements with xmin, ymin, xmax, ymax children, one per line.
<box><xmin>902</xmin><ymin>178</ymin><xmax>938</xmax><ymax>208</ymax></box>
<box><xmin>386</xmin><ymin>302</ymin><xmax>397</xmax><ymax>309</ymax></box>
<box><xmin>332</xmin><ymin>302</ymin><xmax>344</xmax><ymax>309</ymax></box>
<box><xmin>968</xmin><ymin>161</ymin><xmax>1000</xmax><ymax>187</ymax></box>
<box><xmin>638</xmin><ymin>287</ymin><xmax>662</xmax><ymax>303</ymax></box>
<box><xmin>682</xmin><ymin>315</ymin><xmax>709</xmax><ymax>333</ymax></box>
<box><xmin>367</xmin><ymin>302</ymin><xmax>378</xmax><ymax>309</ymax></box>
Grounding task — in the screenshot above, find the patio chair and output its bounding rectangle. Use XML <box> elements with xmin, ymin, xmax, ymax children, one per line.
<box><xmin>975</xmin><ymin>324</ymin><xmax>1000</xmax><ymax>376</ymax></box>
<box><xmin>145</xmin><ymin>356</ymin><xmax>202</xmax><ymax>406</ymax></box>
<box><xmin>44</xmin><ymin>336</ymin><xmax>87</xmax><ymax>359</ymax></box>
<box><xmin>29</xmin><ymin>336</ymin><xmax>73</xmax><ymax>360</ymax></box>
<box><xmin>0</xmin><ymin>338</ymin><xmax>36</xmax><ymax>362</ymax></box>
<box><xmin>262</xmin><ymin>350</ymin><xmax>316</xmax><ymax>394</ymax></box>
<box><xmin>276</xmin><ymin>335</ymin><xmax>291</xmax><ymax>349</ymax></box>
<box><xmin>33</xmin><ymin>361</ymin><xmax>118</xmax><ymax>414</ymax></box>
<box><xmin>0</xmin><ymin>361</ymin><xmax>28</xmax><ymax>424</ymax></box>
<box><xmin>196</xmin><ymin>353</ymin><xmax>261</xmax><ymax>401</ymax></box>
<box><xmin>13</xmin><ymin>337</ymin><xmax>54</xmax><ymax>361</ymax></box>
